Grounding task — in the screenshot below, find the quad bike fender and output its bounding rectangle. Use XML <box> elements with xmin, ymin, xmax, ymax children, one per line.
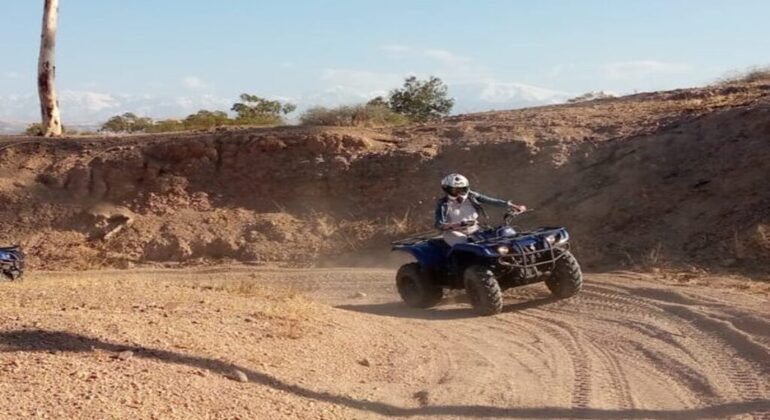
<box><xmin>449</xmin><ymin>243</ymin><xmax>502</xmax><ymax>258</ymax></box>
<box><xmin>392</xmin><ymin>242</ymin><xmax>447</xmax><ymax>269</ymax></box>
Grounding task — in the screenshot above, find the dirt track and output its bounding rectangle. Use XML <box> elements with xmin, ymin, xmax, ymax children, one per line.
<box><xmin>1</xmin><ymin>268</ymin><xmax>768</xmax><ymax>419</ymax></box>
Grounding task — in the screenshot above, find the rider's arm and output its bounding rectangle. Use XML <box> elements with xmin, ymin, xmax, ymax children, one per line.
<box><xmin>473</xmin><ymin>191</ymin><xmax>527</xmax><ymax>212</ymax></box>
<box><xmin>472</xmin><ymin>191</ymin><xmax>512</xmax><ymax>208</ymax></box>
<box><xmin>434</xmin><ymin>199</ymin><xmax>448</xmax><ymax>229</ymax></box>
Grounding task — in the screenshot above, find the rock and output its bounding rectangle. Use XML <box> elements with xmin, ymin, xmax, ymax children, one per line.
<box><xmin>115</xmin><ymin>351</ymin><xmax>134</xmax><ymax>361</ymax></box>
<box><xmin>413</xmin><ymin>390</ymin><xmax>430</xmax><ymax>406</ymax></box>
<box><xmin>350</xmin><ymin>292</ymin><xmax>367</xmax><ymax>299</ymax></box>
<box><xmin>357</xmin><ymin>358</ymin><xmax>371</xmax><ymax>367</ymax></box>
<box><xmin>231</xmin><ymin>370</ymin><xmax>249</xmax><ymax>382</ymax></box>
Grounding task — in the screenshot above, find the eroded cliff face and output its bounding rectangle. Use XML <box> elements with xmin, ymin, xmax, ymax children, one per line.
<box><xmin>1</xmin><ymin>83</ymin><xmax>768</xmax><ymax>273</ymax></box>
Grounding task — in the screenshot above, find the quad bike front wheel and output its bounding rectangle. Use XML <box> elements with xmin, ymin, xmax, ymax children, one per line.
<box><xmin>546</xmin><ymin>250</ymin><xmax>583</xmax><ymax>298</ymax></box>
<box><xmin>464</xmin><ymin>265</ymin><xmax>503</xmax><ymax>316</ymax></box>
<box><xmin>396</xmin><ymin>263</ymin><xmax>443</xmax><ymax>308</ymax></box>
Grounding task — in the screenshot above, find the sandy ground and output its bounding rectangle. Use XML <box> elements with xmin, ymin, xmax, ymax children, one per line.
<box><xmin>0</xmin><ymin>267</ymin><xmax>768</xmax><ymax>419</ymax></box>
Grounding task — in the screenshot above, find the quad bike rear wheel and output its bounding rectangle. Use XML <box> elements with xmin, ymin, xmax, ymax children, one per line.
<box><xmin>396</xmin><ymin>263</ymin><xmax>443</xmax><ymax>308</ymax></box>
<box><xmin>546</xmin><ymin>250</ymin><xmax>583</xmax><ymax>298</ymax></box>
<box><xmin>464</xmin><ymin>265</ymin><xmax>503</xmax><ymax>316</ymax></box>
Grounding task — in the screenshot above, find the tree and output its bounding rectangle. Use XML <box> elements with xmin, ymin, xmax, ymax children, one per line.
<box><xmin>387</xmin><ymin>76</ymin><xmax>454</xmax><ymax>122</ymax></box>
<box><xmin>100</xmin><ymin>113</ymin><xmax>154</xmax><ymax>133</ymax></box>
<box><xmin>38</xmin><ymin>0</ymin><xmax>63</xmax><ymax>137</ymax></box>
<box><xmin>366</xmin><ymin>96</ymin><xmax>388</xmax><ymax>107</ymax></box>
<box><xmin>231</xmin><ymin>94</ymin><xmax>296</xmax><ymax>125</ymax></box>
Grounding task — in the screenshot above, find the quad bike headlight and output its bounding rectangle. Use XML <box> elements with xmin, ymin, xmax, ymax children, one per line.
<box><xmin>496</xmin><ymin>245</ymin><xmax>510</xmax><ymax>255</ymax></box>
<box><xmin>545</xmin><ymin>231</ymin><xmax>569</xmax><ymax>246</ymax></box>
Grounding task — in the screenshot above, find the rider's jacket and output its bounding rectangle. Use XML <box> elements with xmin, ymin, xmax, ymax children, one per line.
<box><xmin>434</xmin><ymin>191</ymin><xmax>510</xmax><ymax>229</ymax></box>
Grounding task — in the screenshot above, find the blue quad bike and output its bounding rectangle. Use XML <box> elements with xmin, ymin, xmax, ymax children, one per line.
<box><xmin>0</xmin><ymin>245</ymin><xmax>25</xmax><ymax>281</ymax></box>
<box><xmin>392</xmin><ymin>210</ymin><xmax>582</xmax><ymax>316</ymax></box>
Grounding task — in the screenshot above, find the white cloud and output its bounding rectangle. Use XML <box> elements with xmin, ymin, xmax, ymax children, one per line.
<box><xmin>5</xmin><ymin>72</ymin><xmax>23</xmax><ymax>80</ymax></box>
<box><xmin>604</xmin><ymin>60</ymin><xmax>690</xmax><ymax>80</ymax></box>
<box><xmin>547</xmin><ymin>64</ymin><xmax>564</xmax><ymax>78</ymax></box>
<box><xmin>182</xmin><ymin>76</ymin><xmax>207</xmax><ymax>89</ymax></box>
<box><xmin>423</xmin><ymin>49</ymin><xmax>471</xmax><ymax>66</ymax></box>
<box><xmin>476</xmin><ymin>81</ymin><xmax>568</xmax><ymax>103</ymax></box>
<box><xmin>380</xmin><ymin>44</ymin><xmax>471</xmax><ymax>66</ymax></box>
<box><xmin>380</xmin><ymin>44</ymin><xmax>412</xmax><ymax>56</ymax></box>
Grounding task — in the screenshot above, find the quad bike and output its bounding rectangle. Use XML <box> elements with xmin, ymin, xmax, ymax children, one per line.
<box><xmin>0</xmin><ymin>245</ymin><xmax>25</xmax><ymax>281</ymax></box>
<box><xmin>391</xmin><ymin>210</ymin><xmax>582</xmax><ymax>316</ymax></box>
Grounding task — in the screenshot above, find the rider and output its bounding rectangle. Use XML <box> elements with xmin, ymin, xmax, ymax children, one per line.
<box><xmin>435</xmin><ymin>173</ymin><xmax>527</xmax><ymax>246</ymax></box>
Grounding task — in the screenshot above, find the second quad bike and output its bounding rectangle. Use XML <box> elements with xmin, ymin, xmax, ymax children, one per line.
<box><xmin>392</xmin><ymin>210</ymin><xmax>582</xmax><ymax>316</ymax></box>
<box><xmin>0</xmin><ymin>245</ymin><xmax>25</xmax><ymax>281</ymax></box>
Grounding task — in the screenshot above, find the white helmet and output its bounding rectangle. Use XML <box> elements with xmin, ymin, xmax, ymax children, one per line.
<box><xmin>441</xmin><ymin>173</ymin><xmax>470</xmax><ymax>197</ymax></box>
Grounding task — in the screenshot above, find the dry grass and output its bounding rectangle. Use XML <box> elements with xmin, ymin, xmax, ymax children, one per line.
<box><xmin>385</xmin><ymin>209</ymin><xmax>413</xmax><ymax>235</ymax></box>
<box><xmin>642</xmin><ymin>242</ymin><xmax>664</xmax><ymax>268</ymax></box>
<box><xmin>311</xmin><ymin>212</ymin><xmax>338</xmax><ymax>237</ymax></box>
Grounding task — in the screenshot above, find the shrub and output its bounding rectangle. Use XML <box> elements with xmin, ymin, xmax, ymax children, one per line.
<box><xmin>300</xmin><ymin>104</ymin><xmax>410</xmax><ymax>127</ymax></box>
<box><xmin>567</xmin><ymin>91</ymin><xmax>616</xmax><ymax>103</ymax></box>
<box><xmin>147</xmin><ymin>119</ymin><xmax>184</xmax><ymax>133</ymax></box>
<box><xmin>182</xmin><ymin>110</ymin><xmax>231</xmax><ymax>130</ymax></box>
<box><xmin>25</xmin><ymin>122</ymin><xmax>74</xmax><ymax>136</ymax></box>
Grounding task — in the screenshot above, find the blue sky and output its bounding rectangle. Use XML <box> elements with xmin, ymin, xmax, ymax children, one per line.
<box><xmin>1</xmin><ymin>0</ymin><xmax>769</xmax><ymax>125</ymax></box>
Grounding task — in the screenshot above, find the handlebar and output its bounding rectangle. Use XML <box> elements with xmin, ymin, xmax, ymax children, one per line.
<box><xmin>503</xmin><ymin>208</ymin><xmax>535</xmax><ymax>226</ymax></box>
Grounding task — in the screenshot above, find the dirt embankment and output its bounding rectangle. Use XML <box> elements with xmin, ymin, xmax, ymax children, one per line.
<box><xmin>0</xmin><ymin>82</ymin><xmax>769</xmax><ymax>273</ymax></box>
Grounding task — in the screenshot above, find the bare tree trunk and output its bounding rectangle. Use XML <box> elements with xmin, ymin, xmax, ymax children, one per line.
<box><xmin>38</xmin><ymin>0</ymin><xmax>62</xmax><ymax>137</ymax></box>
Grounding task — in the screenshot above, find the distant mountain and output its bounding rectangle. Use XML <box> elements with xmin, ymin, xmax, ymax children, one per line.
<box><xmin>0</xmin><ymin>120</ymin><xmax>26</xmax><ymax>135</ymax></box>
<box><xmin>450</xmin><ymin>81</ymin><xmax>570</xmax><ymax>113</ymax></box>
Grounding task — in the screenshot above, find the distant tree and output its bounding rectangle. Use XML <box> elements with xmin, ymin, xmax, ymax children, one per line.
<box><xmin>567</xmin><ymin>91</ymin><xmax>616</xmax><ymax>103</ymax></box>
<box><xmin>37</xmin><ymin>0</ymin><xmax>62</xmax><ymax>137</ymax></box>
<box><xmin>231</xmin><ymin>94</ymin><xmax>296</xmax><ymax>125</ymax></box>
<box><xmin>100</xmin><ymin>113</ymin><xmax>154</xmax><ymax>133</ymax></box>
<box><xmin>387</xmin><ymin>76</ymin><xmax>454</xmax><ymax>122</ymax></box>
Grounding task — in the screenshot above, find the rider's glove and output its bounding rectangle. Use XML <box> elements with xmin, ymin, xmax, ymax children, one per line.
<box><xmin>507</xmin><ymin>202</ymin><xmax>527</xmax><ymax>213</ymax></box>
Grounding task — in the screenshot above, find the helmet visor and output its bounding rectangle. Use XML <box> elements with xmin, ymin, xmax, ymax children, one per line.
<box><xmin>448</xmin><ymin>186</ymin><xmax>469</xmax><ymax>196</ymax></box>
